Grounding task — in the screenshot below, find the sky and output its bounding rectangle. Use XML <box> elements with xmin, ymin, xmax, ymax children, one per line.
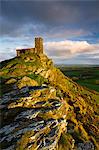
<box><xmin>0</xmin><ymin>0</ymin><xmax>99</xmax><ymax>64</ymax></box>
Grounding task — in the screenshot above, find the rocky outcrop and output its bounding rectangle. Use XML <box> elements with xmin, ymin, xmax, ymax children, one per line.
<box><xmin>0</xmin><ymin>85</ymin><xmax>68</xmax><ymax>150</ymax></box>
<box><xmin>17</xmin><ymin>76</ymin><xmax>38</xmax><ymax>89</ymax></box>
<box><xmin>0</xmin><ymin>53</ymin><xmax>99</xmax><ymax>150</ymax></box>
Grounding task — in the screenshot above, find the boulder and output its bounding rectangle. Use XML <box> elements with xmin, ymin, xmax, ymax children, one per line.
<box><xmin>6</xmin><ymin>78</ymin><xmax>17</xmax><ymax>84</ymax></box>
<box><xmin>17</xmin><ymin>76</ymin><xmax>38</xmax><ymax>89</ymax></box>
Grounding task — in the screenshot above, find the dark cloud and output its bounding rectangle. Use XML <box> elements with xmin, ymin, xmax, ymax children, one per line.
<box><xmin>0</xmin><ymin>0</ymin><xmax>99</xmax><ymax>64</ymax></box>
<box><xmin>0</xmin><ymin>0</ymin><xmax>99</xmax><ymax>37</ymax></box>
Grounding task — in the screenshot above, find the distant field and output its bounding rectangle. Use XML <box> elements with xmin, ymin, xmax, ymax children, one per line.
<box><xmin>56</xmin><ymin>65</ymin><xmax>99</xmax><ymax>92</ymax></box>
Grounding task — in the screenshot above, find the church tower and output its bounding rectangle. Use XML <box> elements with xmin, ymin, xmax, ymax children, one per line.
<box><xmin>35</xmin><ymin>37</ymin><xmax>43</xmax><ymax>53</ymax></box>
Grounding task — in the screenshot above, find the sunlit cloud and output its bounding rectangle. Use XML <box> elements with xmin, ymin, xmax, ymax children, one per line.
<box><xmin>44</xmin><ymin>40</ymin><xmax>99</xmax><ymax>63</ymax></box>
<box><xmin>45</xmin><ymin>40</ymin><xmax>99</xmax><ymax>53</ymax></box>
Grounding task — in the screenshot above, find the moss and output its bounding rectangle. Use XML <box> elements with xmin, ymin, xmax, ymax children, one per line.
<box><xmin>58</xmin><ymin>133</ymin><xmax>74</xmax><ymax>150</ymax></box>
<box><xmin>0</xmin><ymin>52</ymin><xmax>99</xmax><ymax>149</ymax></box>
<box><xmin>27</xmin><ymin>73</ymin><xmax>48</xmax><ymax>85</ymax></box>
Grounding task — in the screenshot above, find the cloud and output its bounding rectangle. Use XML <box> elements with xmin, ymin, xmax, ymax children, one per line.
<box><xmin>45</xmin><ymin>28</ymin><xmax>92</xmax><ymax>39</ymax></box>
<box><xmin>45</xmin><ymin>40</ymin><xmax>98</xmax><ymax>53</ymax></box>
<box><xmin>0</xmin><ymin>1</ymin><xmax>99</xmax><ymax>64</ymax></box>
<box><xmin>0</xmin><ymin>52</ymin><xmax>15</xmax><ymax>62</ymax></box>
<box><xmin>44</xmin><ymin>40</ymin><xmax>99</xmax><ymax>61</ymax></box>
<box><xmin>0</xmin><ymin>1</ymin><xmax>99</xmax><ymax>38</ymax></box>
<box><xmin>0</xmin><ymin>39</ymin><xmax>99</xmax><ymax>64</ymax></box>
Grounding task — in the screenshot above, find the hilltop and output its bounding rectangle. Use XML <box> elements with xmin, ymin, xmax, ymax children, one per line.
<box><xmin>0</xmin><ymin>52</ymin><xmax>99</xmax><ymax>150</ymax></box>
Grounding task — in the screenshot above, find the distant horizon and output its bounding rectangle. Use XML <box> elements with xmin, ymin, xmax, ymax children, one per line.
<box><xmin>1</xmin><ymin>55</ymin><xmax>99</xmax><ymax>67</ymax></box>
<box><xmin>55</xmin><ymin>64</ymin><xmax>99</xmax><ymax>66</ymax></box>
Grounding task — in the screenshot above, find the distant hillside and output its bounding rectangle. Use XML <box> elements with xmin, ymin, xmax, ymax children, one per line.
<box><xmin>56</xmin><ymin>65</ymin><xmax>99</xmax><ymax>92</ymax></box>
<box><xmin>0</xmin><ymin>52</ymin><xmax>99</xmax><ymax>150</ymax></box>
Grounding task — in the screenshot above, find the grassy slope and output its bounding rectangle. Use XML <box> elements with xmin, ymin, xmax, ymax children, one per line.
<box><xmin>0</xmin><ymin>53</ymin><xmax>99</xmax><ymax>112</ymax></box>
<box><xmin>58</xmin><ymin>66</ymin><xmax>99</xmax><ymax>92</ymax></box>
<box><xmin>0</xmin><ymin>54</ymin><xmax>99</xmax><ymax>149</ymax></box>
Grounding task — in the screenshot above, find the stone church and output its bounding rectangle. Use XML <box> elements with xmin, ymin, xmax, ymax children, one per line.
<box><xmin>16</xmin><ymin>37</ymin><xmax>43</xmax><ymax>56</ymax></box>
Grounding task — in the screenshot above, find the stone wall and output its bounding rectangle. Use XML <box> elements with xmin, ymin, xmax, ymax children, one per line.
<box><xmin>16</xmin><ymin>48</ymin><xmax>36</xmax><ymax>56</ymax></box>
<box><xmin>16</xmin><ymin>37</ymin><xmax>43</xmax><ymax>56</ymax></box>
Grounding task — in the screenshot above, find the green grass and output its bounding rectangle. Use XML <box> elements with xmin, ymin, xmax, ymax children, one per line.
<box><xmin>27</xmin><ymin>73</ymin><xmax>48</xmax><ymax>85</ymax></box>
<box><xmin>58</xmin><ymin>66</ymin><xmax>99</xmax><ymax>92</ymax></box>
<box><xmin>76</xmin><ymin>81</ymin><xmax>99</xmax><ymax>92</ymax></box>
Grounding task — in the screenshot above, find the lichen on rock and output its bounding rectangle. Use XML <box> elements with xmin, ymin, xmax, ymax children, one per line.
<box><xmin>0</xmin><ymin>52</ymin><xmax>99</xmax><ymax>150</ymax></box>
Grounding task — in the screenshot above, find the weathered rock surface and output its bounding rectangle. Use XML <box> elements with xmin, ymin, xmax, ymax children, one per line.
<box><xmin>17</xmin><ymin>76</ymin><xmax>38</xmax><ymax>89</ymax></box>
<box><xmin>0</xmin><ymin>85</ymin><xmax>68</xmax><ymax>150</ymax></box>
<box><xmin>0</xmin><ymin>53</ymin><xmax>99</xmax><ymax>150</ymax></box>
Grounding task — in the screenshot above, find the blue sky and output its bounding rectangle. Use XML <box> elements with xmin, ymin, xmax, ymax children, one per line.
<box><xmin>0</xmin><ymin>0</ymin><xmax>99</xmax><ymax>64</ymax></box>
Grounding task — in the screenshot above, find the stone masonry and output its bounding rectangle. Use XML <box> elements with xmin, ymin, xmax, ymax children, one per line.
<box><xmin>16</xmin><ymin>37</ymin><xmax>43</xmax><ymax>56</ymax></box>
